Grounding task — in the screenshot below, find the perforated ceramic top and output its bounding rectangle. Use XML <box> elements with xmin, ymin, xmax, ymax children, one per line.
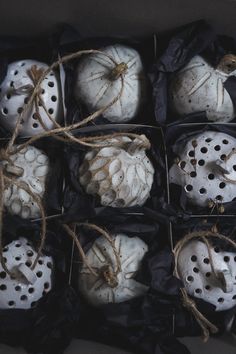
<box><xmin>0</xmin><ymin>237</ymin><xmax>53</xmax><ymax>309</ymax></box>
<box><xmin>3</xmin><ymin>145</ymin><xmax>49</xmax><ymax>218</ymax></box>
<box><xmin>169</xmin><ymin>131</ymin><xmax>236</xmax><ymax>207</ymax></box>
<box><xmin>177</xmin><ymin>240</ymin><xmax>236</xmax><ymax>311</ymax></box>
<box><xmin>0</xmin><ymin>59</ymin><xmax>62</xmax><ymax>136</ymax></box>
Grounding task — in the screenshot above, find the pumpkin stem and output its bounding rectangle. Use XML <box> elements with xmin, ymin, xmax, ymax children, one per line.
<box><xmin>100</xmin><ymin>265</ymin><xmax>118</xmax><ymax>288</ymax></box>
<box><xmin>217</xmin><ymin>54</ymin><xmax>236</xmax><ymax>74</ymax></box>
<box><xmin>109</xmin><ymin>62</ymin><xmax>128</xmax><ymax>80</ymax></box>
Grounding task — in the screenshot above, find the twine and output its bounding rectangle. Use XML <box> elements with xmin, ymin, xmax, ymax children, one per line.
<box><xmin>63</xmin><ymin>223</ymin><xmax>121</xmax><ymax>287</ymax></box>
<box><xmin>173</xmin><ymin>230</ymin><xmax>236</xmax><ymax>341</ymax></box>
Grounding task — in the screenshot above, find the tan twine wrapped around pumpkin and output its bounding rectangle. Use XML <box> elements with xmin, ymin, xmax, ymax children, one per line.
<box><xmin>173</xmin><ymin>229</ymin><xmax>236</xmax><ymax>342</ymax></box>
<box><xmin>63</xmin><ymin>223</ymin><xmax>122</xmax><ymax>287</ymax></box>
<box><xmin>0</xmin><ymin>47</ymin><xmax>149</xmax><ymax>278</ymax></box>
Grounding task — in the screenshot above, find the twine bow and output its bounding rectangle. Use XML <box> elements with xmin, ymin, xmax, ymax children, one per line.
<box><xmin>174</xmin><ymin>230</ymin><xmax>236</xmax><ymax>341</ymax></box>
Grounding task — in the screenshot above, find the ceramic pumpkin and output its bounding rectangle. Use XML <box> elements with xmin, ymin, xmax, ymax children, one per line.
<box><xmin>0</xmin><ymin>59</ymin><xmax>62</xmax><ymax>136</ymax></box>
<box><xmin>0</xmin><ymin>237</ymin><xmax>53</xmax><ymax>309</ymax></box>
<box><xmin>177</xmin><ymin>239</ymin><xmax>236</xmax><ymax>311</ymax></box>
<box><xmin>169</xmin><ymin>131</ymin><xmax>236</xmax><ymax>208</ymax></box>
<box><xmin>170</xmin><ymin>54</ymin><xmax>236</xmax><ymax>122</ymax></box>
<box><xmin>3</xmin><ymin>145</ymin><xmax>49</xmax><ymax>218</ymax></box>
<box><xmin>75</xmin><ymin>44</ymin><xmax>147</xmax><ymax>123</ymax></box>
<box><xmin>79</xmin><ymin>233</ymin><xmax>148</xmax><ymax>306</ymax></box>
<box><xmin>79</xmin><ymin>135</ymin><xmax>154</xmax><ymax>207</ymax></box>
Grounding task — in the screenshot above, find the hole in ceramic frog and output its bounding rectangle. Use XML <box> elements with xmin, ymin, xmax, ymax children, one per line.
<box><xmin>25</xmin><ymin>260</ymin><xmax>32</xmax><ymax>267</ymax></box>
<box><xmin>33</xmin><ymin>123</ymin><xmax>39</xmax><ymax>128</ymax></box>
<box><xmin>38</xmin><ymin>259</ymin><xmax>44</xmax><ymax>265</ymax></box>
<box><xmin>8</xmin><ymin>301</ymin><xmax>15</xmax><ymax>307</ymax></box>
<box><xmin>223</xmin><ymin>139</ymin><xmax>229</xmax><ymax>144</ymax></box>
<box><xmin>201</xmin><ymin>147</ymin><xmax>208</xmax><ymax>153</ymax></box>
<box><xmin>0</xmin><ymin>272</ymin><xmax>6</xmax><ymax>279</ymax></box>
<box><xmin>48</xmin><ymin>81</ymin><xmax>54</xmax><ymax>88</ymax></box>
<box><xmin>198</xmin><ymin>159</ymin><xmax>205</xmax><ymax>166</ymax></box>
<box><xmin>180</xmin><ymin>161</ymin><xmax>186</xmax><ymax>169</ymax></box>
<box><xmin>17</xmin><ymin>107</ymin><xmax>23</xmax><ymax>114</ymax></box>
<box><xmin>10</xmin><ymin>81</ymin><xmax>14</xmax><ymax>87</ymax></box>
<box><xmin>185</xmin><ymin>184</ymin><xmax>193</xmax><ymax>192</ymax></box>
<box><xmin>233</xmin><ymin>295</ymin><xmax>236</xmax><ymax>300</ymax></box>
<box><xmin>233</xmin><ymin>165</ymin><xmax>236</xmax><ymax>171</ymax></box>
<box><xmin>32</xmin><ymin>113</ymin><xmax>38</xmax><ymax>120</ymax></box>
<box><xmin>206</xmin><ymin>272</ymin><xmax>211</xmax><ymax>277</ymax></box>
<box><xmin>205</xmin><ymin>138</ymin><xmax>212</xmax><ymax>143</ymax></box>
<box><xmin>219</xmin><ymin>182</ymin><xmax>226</xmax><ymax>189</ymax></box>
<box><xmin>48</xmin><ymin>108</ymin><xmax>54</xmax><ymax>114</ymax></box>
<box><xmin>188</xmin><ymin>150</ymin><xmax>194</xmax><ymax>157</ymax></box>
<box><xmin>214</xmin><ymin>145</ymin><xmax>221</xmax><ymax>151</ymax></box>
<box><xmin>218</xmin><ymin>297</ymin><xmax>224</xmax><ymax>303</ymax></box>
<box><xmin>199</xmin><ymin>188</ymin><xmax>206</xmax><ymax>194</ymax></box>
<box><xmin>15</xmin><ymin>256</ymin><xmax>21</xmax><ymax>261</ymax></box>
<box><xmin>195</xmin><ymin>288</ymin><xmax>202</xmax><ymax>294</ymax></box>
<box><xmin>193</xmin><ymin>267</ymin><xmax>199</xmax><ymax>273</ymax></box>
<box><xmin>216</xmin><ymin>195</ymin><xmax>223</xmax><ymax>201</ymax></box>
<box><xmin>191</xmin><ymin>255</ymin><xmax>197</xmax><ymax>262</ymax></box>
<box><xmin>15</xmin><ymin>243</ymin><xmax>21</xmax><ymax>248</ymax></box>
<box><xmin>24</xmin><ymin>97</ymin><xmax>29</xmax><ymax>104</ymax></box>
<box><xmin>47</xmin><ymin>262</ymin><xmax>52</xmax><ymax>269</ymax></box>
<box><xmin>15</xmin><ymin>286</ymin><xmax>21</xmax><ymax>291</ymax></box>
<box><xmin>0</xmin><ymin>284</ymin><xmax>6</xmax><ymax>290</ymax></box>
<box><xmin>2</xmin><ymin>107</ymin><xmax>8</xmax><ymax>115</ymax></box>
<box><xmin>36</xmin><ymin>271</ymin><xmax>42</xmax><ymax>278</ymax></box>
<box><xmin>205</xmin><ymin>285</ymin><xmax>211</xmax><ymax>290</ymax></box>
<box><xmin>208</xmin><ymin>173</ymin><xmax>215</xmax><ymax>180</ymax></box>
<box><xmin>220</xmin><ymin>154</ymin><xmax>226</xmax><ymax>160</ymax></box>
<box><xmin>27</xmin><ymin>250</ymin><xmax>34</xmax><ymax>257</ymax></box>
<box><xmin>203</xmin><ymin>258</ymin><xmax>209</xmax><ymax>264</ymax></box>
<box><xmin>20</xmin><ymin>295</ymin><xmax>27</xmax><ymax>301</ymax></box>
<box><xmin>21</xmin><ymin>62</ymin><xmax>25</xmax><ymax>66</ymax></box>
<box><xmin>6</xmin><ymin>93</ymin><xmax>11</xmax><ymax>99</ymax></box>
<box><xmin>190</xmin><ymin>171</ymin><xmax>197</xmax><ymax>178</ymax></box>
<box><xmin>14</xmin><ymin>70</ymin><xmax>18</xmax><ymax>76</ymax></box>
<box><xmin>234</xmin><ymin>256</ymin><xmax>236</xmax><ymax>262</ymax></box>
<box><xmin>224</xmin><ymin>256</ymin><xmax>230</xmax><ymax>262</ymax></box>
<box><xmin>3</xmin><ymin>247</ymin><xmax>8</xmax><ymax>252</ymax></box>
<box><xmin>44</xmin><ymin>282</ymin><xmax>49</xmax><ymax>289</ymax></box>
<box><xmin>28</xmin><ymin>287</ymin><xmax>34</xmax><ymax>294</ymax></box>
<box><xmin>51</xmin><ymin>95</ymin><xmax>57</xmax><ymax>102</ymax></box>
<box><xmin>187</xmin><ymin>276</ymin><xmax>194</xmax><ymax>282</ymax></box>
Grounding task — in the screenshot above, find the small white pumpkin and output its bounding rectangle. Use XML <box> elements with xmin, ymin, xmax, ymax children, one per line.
<box><xmin>3</xmin><ymin>145</ymin><xmax>49</xmax><ymax>218</ymax></box>
<box><xmin>169</xmin><ymin>131</ymin><xmax>236</xmax><ymax>208</ymax></box>
<box><xmin>0</xmin><ymin>237</ymin><xmax>53</xmax><ymax>309</ymax></box>
<box><xmin>79</xmin><ymin>135</ymin><xmax>154</xmax><ymax>207</ymax></box>
<box><xmin>169</xmin><ymin>54</ymin><xmax>236</xmax><ymax>122</ymax></box>
<box><xmin>177</xmin><ymin>239</ymin><xmax>236</xmax><ymax>311</ymax></box>
<box><xmin>74</xmin><ymin>44</ymin><xmax>147</xmax><ymax>123</ymax></box>
<box><xmin>0</xmin><ymin>59</ymin><xmax>62</xmax><ymax>136</ymax></box>
<box><xmin>79</xmin><ymin>233</ymin><xmax>148</xmax><ymax>306</ymax></box>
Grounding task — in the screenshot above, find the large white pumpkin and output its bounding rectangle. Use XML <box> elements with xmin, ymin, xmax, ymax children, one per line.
<box><xmin>74</xmin><ymin>44</ymin><xmax>147</xmax><ymax>123</ymax></box>
<box><xmin>79</xmin><ymin>135</ymin><xmax>154</xmax><ymax>207</ymax></box>
<box><xmin>79</xmin><ymin>233</ymin><xmax>148</xmax><ymax>306</ymax></box>
<box><xmin>169</xmin><ymin>55</ymin><xmax>236</xmax><ymax>122</ymax></box>
<box><xmin>3</xmin><ymin>145</ymin><xmax>49</xmax><ymax>218</ymax></box>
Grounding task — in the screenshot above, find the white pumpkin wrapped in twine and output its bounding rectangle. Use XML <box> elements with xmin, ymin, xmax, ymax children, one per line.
<box><xmin>79</xmin><ymin>133</ymin><xmax>154</xmax><ymax>207</ymax></box>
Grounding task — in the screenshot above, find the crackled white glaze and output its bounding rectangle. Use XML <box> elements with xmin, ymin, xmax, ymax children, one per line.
<box><xmin>3</xmin><ymin>145</ymin><xmax>49</xmax><ymax>218</ymax></box>
<box><xmin>169</xmin><ymin>131</ymin><xmax>236</xmax><ymax>207</ymax></box>
<box><xmin>177</xmin><ymin>240</ymin><xmax>236</xmax><ymax>311</ymax></box>
<box><xmin>0</xmin><ymin>237</ymin><xmax>53</xmax><ymax>309</ymax></box>
<box><xmin>0</xmin><ymin>59</ymin><xmax>62</xmax><ymax>136</ymax></box>
<box><xmin>170</xmin><ymin>55</ymin><xmax>236</xmax><ymax>122</ymax></box>
<box><xmin>79</xmin><ymin>135</ymin><xmax>154</xmax><ymax>207</ymax></box>
<box><xmin>75</xmin><ymin>44</ymin><xmax>147</xmax><ymax>122</ymax></box>
<box><xmin>79</xmin><ymin>233</ymin><xmax>148</xmax><ymax>306</ymax></box>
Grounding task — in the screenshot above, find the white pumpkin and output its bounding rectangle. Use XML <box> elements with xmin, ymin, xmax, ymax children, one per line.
<box><xmin>177</xmin><ymin>239</ymin><xmax>236</xmax><ymax>311</ymax></box>
<box><xmin>3</xmin><ymin>145</ymin><xmax>49</xmax><ymax>218</ymax></box>
<box><xmin>169</xmin><ymin>54</ymin><xmax>236</xmax><ymax>122</ymax></box>
<box><xmin>169</xmin><ymin>131</ymin><xmax>236</xmax><ymax>208</ymax></box>
<box><xmin>0</xmin><ymin>237</ymin><xmax>53</xmax><ymax>309</ymax></box>
<box><xmin>79</xmin><ymin>135</ymin><xmax>154</xmax><ymax>207</ymax></box>
<box><xmin>74</xmin><ymin>44</ymin><xmax>147</xmax><ymax>123</ymax></box>
<box><xmin>79</xmin><ymin>233</ymin><xmax>148</xmax><ymax>306</ymax></box>
<box><xmin>0</xmin><ymin>59</ymin><xmax>62</xmax><ymax>136</ymax></box>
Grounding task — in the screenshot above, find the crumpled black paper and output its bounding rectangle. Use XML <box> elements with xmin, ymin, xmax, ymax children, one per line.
<box><xmin>150</xmin><ymin>20</ymin><xmax>236</xmax><ymax>125</ymax></box>
<box><xmin>0</xmin><ymin>215</ymin><xmax>79</xmax><ymax>354</ymax></box>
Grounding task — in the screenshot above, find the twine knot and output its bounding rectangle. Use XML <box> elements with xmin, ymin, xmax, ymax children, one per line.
<box><xmin>100</xmin><ymin>265</ymin><xmax>118</xmax><ymax>288</ymax></box>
